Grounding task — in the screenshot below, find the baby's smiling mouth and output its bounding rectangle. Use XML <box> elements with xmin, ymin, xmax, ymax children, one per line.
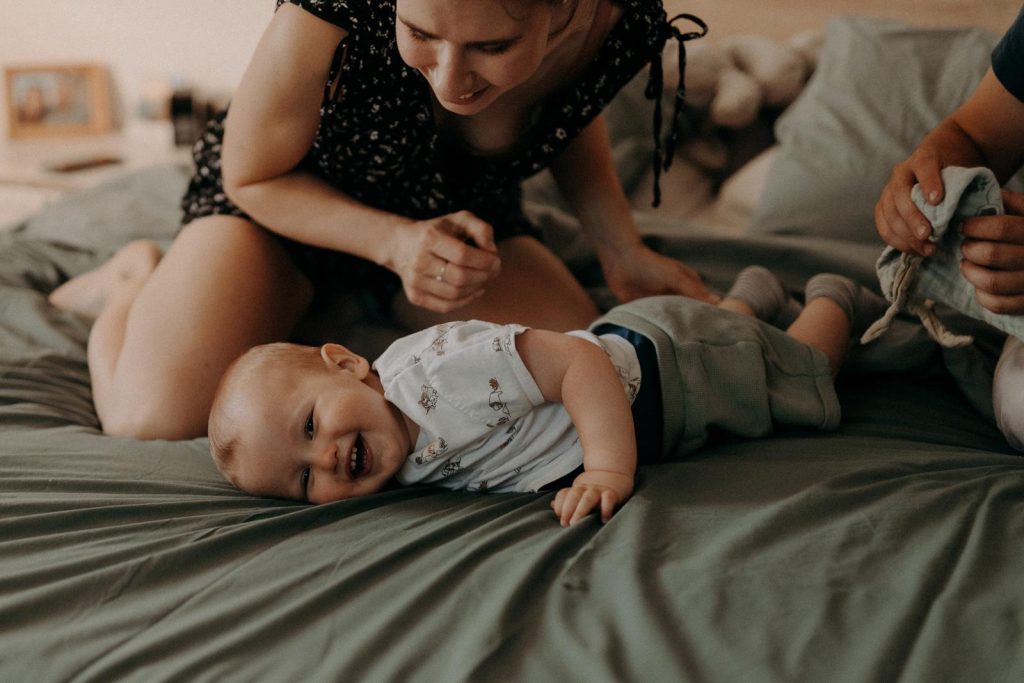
<box><xmin>348</xmin><ymin>435</ymin><xmax>368</xmax><ymax>479</ymax></box>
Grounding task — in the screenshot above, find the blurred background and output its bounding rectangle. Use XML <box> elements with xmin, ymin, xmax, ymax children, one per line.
<box><xmin>0</xmin><ymin>0</ymin><xmax>1018</xmax><ymax>232</ymax></box>
<box><xmin>1</xmin><ymin>0</ymin><xmax>1019</xmax><ymax>139</ymax></box>
<box><xmin>1</xmin><ymin>1</ymin><xmax>270</xmax><ymax>137</ymax></box>
<box><xmin>679</xmin><ymin>0</ymin><xmax>1018</xmax><ymax>38</ymax></box>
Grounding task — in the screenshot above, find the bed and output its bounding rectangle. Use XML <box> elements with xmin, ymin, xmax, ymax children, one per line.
<box><xmin>2</xmin><ymin>16</ymin><xmax>1023</xmax><ymax>682</ymax></box>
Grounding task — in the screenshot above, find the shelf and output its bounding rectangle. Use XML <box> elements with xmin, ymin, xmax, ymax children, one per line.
<box><xmin>0</xmin><ymin>119</ymin><xmax>192</xmax><ymax>228</ymax></box>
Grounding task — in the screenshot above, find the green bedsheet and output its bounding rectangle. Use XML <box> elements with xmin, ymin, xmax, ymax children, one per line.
<box><xmin>3</xmin><ymin>17</ymin><xmax>1024</xmax><ymax>680</ymax></box>
<box><xmin>1</xmin><ymin>166</ymin><xmax>1021</xmax><ymax>682</ymax></box>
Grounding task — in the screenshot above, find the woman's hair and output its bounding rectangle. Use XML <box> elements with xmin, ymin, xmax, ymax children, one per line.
<box><xmin>499</xmin><ymin>0</ymin><xmax>575</xmax><ymax>21</ymax></box>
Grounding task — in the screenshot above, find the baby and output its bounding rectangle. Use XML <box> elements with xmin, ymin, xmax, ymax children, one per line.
<box><xmin>209</xmin><ymin>267</ymin><xmax>886</xmax><ymax>526</ymax></box>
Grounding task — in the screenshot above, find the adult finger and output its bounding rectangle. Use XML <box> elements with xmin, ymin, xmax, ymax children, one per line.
<box><xmin>432</xmin><ymin>229</ymin><xmax>501</xmax><ymax>274</ymax></box>
<box><xmin>874</xmin><ymin>189</ymin><xmax>913</xmax><ymax>252</ymax></box>
<box><xmin>908</xmin><ymin>150</ymin><xmax>945</xmax><ymax>206</ymax></box>
<box><xmin>961</xmin><ymin>259</ymin><xmax>1024</xmax><ymax>298</ymax></box>
<box><xmin>961</xmin><ymin>237</ymin><xmax>1024</xmax><ymax>271</ymax></box>
<box><xmin>875</xmin><ymin>190</ymin><xmax>932</xmax><ymax>256</ymax></box>
<box><xmin>422</xmin><ymin>270</ymin><xmax>484</xmax><ymax>301</ymax></box>
<box><xmin>960</xmin><ymin>214</ymin><xmax>1024</xmax><ymax>246</ymax></box>
<box><xmin>684</xmin><ymin>273</ymin><xmax>718</xmax><ymax>304</ymax></box>
<box><xmin>405</xmin><ymin>286</ymin><xmax>486</xmax><ymax>314</ymax></box>
<box><xmin>667</xmin><ymin>264</ymin><xmax>718</xmax><ymax>303</ymax></box>
<box><xmin>431</xmin><ymin>259</ymin><xmax>494</xmax><ymax>290</ymax></box>
<box><xmin>892</xmin><ymin>173</ymin><xmax>938</xmax><ymax>251</ymax></box>
<box><xmin>974</xmin><ymin>289</ymin><xmax>1024</xmax><ymax>316</ymax></box>
<box><xmin>418</xmin><ymin>256</ymin><xmax>487</xmax><ymax>298</ymax></box>
<box><xmin>1004</xmin><ymin>191</ymin><xmax>1024</xmax><ymax>217</ymax></box>
<box><xmin>443</xmin><ymin>211</ymin><xmax>498</xmax><ymax>252</ymax></box>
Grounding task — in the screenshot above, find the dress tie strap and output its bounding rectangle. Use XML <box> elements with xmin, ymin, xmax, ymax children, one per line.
<box><xmin>646</xmin><ymin>13</ymin><xmax>708</xmax><ymax>207</ymax></box>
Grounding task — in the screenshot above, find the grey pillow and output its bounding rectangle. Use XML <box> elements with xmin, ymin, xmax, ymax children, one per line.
<box><xmin>17</xmin><ymin>162</ymin><xmax>189</xmax><ymax>252</ymax></box>
<box><xmin>748</xmin><ymin>16</ymin><xmax>997</xmax><ymax>244</ymax></box>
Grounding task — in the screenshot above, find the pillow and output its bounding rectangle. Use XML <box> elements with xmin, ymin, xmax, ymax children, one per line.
<box><xmin>748</xmin><ymin>16</ymin><xmax>998</xmax><ymax>244</ymax></box>
<box><xmin>17</xmin><ymin>162</ymin><xmax>188</xmax><ymax>252</ymax></box>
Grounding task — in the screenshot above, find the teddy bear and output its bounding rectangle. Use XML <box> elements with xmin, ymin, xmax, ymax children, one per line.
<box><xmin>664</xmin><ymin>31</ymin><xmax>821</xmax><ymax>130</ymax></box>
<box><xmin>630</xmin><ymin>31</ymin><xmax>822</xmax><ymax>224</ymax></box>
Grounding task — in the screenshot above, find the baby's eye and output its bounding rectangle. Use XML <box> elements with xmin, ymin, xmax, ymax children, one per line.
<box><xmin>304</xmin><ymin>412</ymin><xmax>315</xmax><ymax>440</ymax></box>
<box><xmin>300</xmin><ymin>467</ymin><xmax>311</xmax><ymax>501</ymax></box>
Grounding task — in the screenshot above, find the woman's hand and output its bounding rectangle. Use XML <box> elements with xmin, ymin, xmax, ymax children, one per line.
<box><xmin>874</xmin><ymin>146</ymin><xmax>947</xmax><ymax>258</ymax></box>
<box><xmin>551</xmin><ymin>469</ymin><xmax>634</xmax><ymax>526</ymax></box>
<box><xmin>960</xmin><ymin>191</ymin><xmax>1024</xmax><ymax>314</ymax></box>
<box><xmin>389</xmin><ymin>210</ymin><xmax>502</xmax><ymax>313</ymax></box>
<box><xmin>601</xmin><ymin>243</ymin><xmax>719</xmax><ymax>305</ymax></box>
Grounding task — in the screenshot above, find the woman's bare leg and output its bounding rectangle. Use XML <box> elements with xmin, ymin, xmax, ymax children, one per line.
<box><xmin>394</xmin><ymin>236</ymin><xmax>599</xmax><ymax>332</ymax></box>
<box><xmin>50</xmin><ymin>240</ymin><xmax>165</xmax><ymax>426</ymax></box>
<box><xmin>51</xmin><ymin>216</ymin><xmax>313</xmax><ymax>439</ymax></box>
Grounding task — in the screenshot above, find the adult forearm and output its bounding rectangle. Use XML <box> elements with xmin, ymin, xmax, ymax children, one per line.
<box><xmin>942</xmin><ymin>70</ymin><xmax>1024</xmax><ymax>183</ymax></box>
<box><xmin>550</xmin><ymin>115</ymin><xmax>643</xmax><ymax>258</ymax></box>
<box><xmin>915</xmin><ymin>119</ymin><xmax>989</xmax><ymax>173</ymax></box>
<box><xmin>227</xmin><ymin>170</ymin><xmax>411</xmax><ymax>268</ymax></box>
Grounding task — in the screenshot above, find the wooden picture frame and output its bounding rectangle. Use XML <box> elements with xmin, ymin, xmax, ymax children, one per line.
<box><xmin>4</xmin><ymin>64</ymin><xmax>113</xmax><ymax>139</ymax></box>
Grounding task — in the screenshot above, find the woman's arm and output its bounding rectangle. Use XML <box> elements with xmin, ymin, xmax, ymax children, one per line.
<box><xmin>875</xmin><ymin>69</ymin><xmax>1024</xmax><ymax>256</ymax></box>
<box><xmin>221</xmin><ymin>5</ymin><xmax>499</xmax><ymax>312</ymax></box>
<box><xmin>549</xmin><ymin>115</ymin><xmax>717</xmax><ymax>303</ymax></box>
<box><xmin>222</xmin><ymin>5</ymin><xmax>392</xmax><ymax>257</ymax></box>
<box><xmin>516</xmin><ymin>329</ymin><xmax>636</xmax><ymax>526</ymax></box>
<box><xmin>875</xmin><ymin>69</ymin><xmax>1024</xmax><ymax>312</ymax></box>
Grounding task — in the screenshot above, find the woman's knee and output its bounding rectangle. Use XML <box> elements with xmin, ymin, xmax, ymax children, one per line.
<box><xmin>177</xmin><ymin>217</ymin><xmax>314</xmax><ymax>307</ymax></box>
<box><xmin>95</xmin><ymin>216</ymin><xmax>314</xmax><ymax>440</ymax></box>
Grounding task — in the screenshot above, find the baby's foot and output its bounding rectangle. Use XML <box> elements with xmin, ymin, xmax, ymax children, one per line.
<box><xmin>804</xmin><ymin>273</ymin><xmax>887</xmax><ymax>336</ymax></box>
<box><xmin>725</xmin><ymin>265</ymin><xmax>803</xmax><ymax>328</ymax></box>
<box><xmin>49</xmin><ymin>240</ymin><xmax>162</xmax><ymax>321</ymax></box>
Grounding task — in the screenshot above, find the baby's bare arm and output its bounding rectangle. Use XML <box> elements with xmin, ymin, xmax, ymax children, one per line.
<box><xmin>516</xmin><ymin>330</ymin><xmax>636</xmax><ymax>525</ymax></box>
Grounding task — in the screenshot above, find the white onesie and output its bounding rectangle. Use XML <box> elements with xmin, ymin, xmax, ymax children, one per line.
<box><xmin>372</xmin><ymin>321</ymin><xmax>641</xmax><ymax>493</ymax></box>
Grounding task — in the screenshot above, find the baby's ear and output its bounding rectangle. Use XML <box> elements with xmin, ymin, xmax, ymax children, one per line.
<box><xmin>320</xmin><ymin>343</ymin><xmax>369</xmax><ymax>379</ymax></box>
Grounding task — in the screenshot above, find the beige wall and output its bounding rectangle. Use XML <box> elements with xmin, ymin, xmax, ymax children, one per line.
<box><xmin>1</xmin><ymin>1</ymin><xmax>271</xmax><ymax>136</ymax></box>
<box><xmin>1</xmin><ymin>1</ymin><xmax>1020</xmax><ymax>138</ymax></box>
<box><xmin>668</xmin><ymin>0</ymin><xmax>1019</xmax><ymax>40</ymax></box>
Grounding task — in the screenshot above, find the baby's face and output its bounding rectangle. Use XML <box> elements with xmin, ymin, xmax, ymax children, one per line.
<box><xmin>227</xmin><ymin>345</ymin><xmax>414</xmax><ymax>503</ymax></box>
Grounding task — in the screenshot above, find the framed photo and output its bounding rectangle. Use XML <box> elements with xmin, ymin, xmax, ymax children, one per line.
<box><xmin>4</xmin><ymin>64</ymin><xmax>113</xmax><ymax>139</ymax></box>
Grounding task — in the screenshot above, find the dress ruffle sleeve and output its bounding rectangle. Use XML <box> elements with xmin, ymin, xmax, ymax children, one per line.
<box><xmin>275</xmin><ymin>0</ymin><xmax>375</xmax><ymax>33</ymax></box>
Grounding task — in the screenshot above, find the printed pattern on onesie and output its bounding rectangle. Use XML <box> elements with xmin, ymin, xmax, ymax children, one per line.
<box><xmin>372</xmin><ymin>321</ymin><xmax>641</xmax><ymax>493</ymax></box>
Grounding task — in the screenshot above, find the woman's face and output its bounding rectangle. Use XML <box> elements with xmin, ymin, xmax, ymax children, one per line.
<box><xmin>395</xmin><ymin>0</ymin><xmax>559</xmax><ymax>115</ymax></box>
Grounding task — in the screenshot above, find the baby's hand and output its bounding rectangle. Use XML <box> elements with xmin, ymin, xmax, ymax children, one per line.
<box><xmin>551</xmin><ymin>470</ymin><xmax>634</xmax><ymax>527</ymax></box>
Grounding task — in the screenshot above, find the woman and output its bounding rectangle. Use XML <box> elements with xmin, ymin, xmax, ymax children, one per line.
<box><xmin>52</xmin><ymin>0</ymin><xmax>715</xmax><ymax>439</ymax></box>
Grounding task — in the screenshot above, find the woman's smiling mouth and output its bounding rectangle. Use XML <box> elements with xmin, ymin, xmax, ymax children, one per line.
<box><xmin>443</xmin><ymin>85</ymin><xmax>490</xmax><ymax>106</ymax></box>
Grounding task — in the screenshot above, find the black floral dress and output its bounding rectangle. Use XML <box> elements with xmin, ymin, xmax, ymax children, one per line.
<box><xmin>180</xmin><ymin>0</ymin><xmax>698</xmax><ymax>291</ymax></box>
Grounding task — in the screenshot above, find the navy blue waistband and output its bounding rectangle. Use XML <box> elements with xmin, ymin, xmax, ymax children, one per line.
<box><xmin>538</xmin><ymin>324</ymin><xmax>664</xmax><ymax>492</ymax></box>
<box><xmin>592</xmin><ymin>323</ymin><xmax>663</xmax><ymax>466</ymax></box>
